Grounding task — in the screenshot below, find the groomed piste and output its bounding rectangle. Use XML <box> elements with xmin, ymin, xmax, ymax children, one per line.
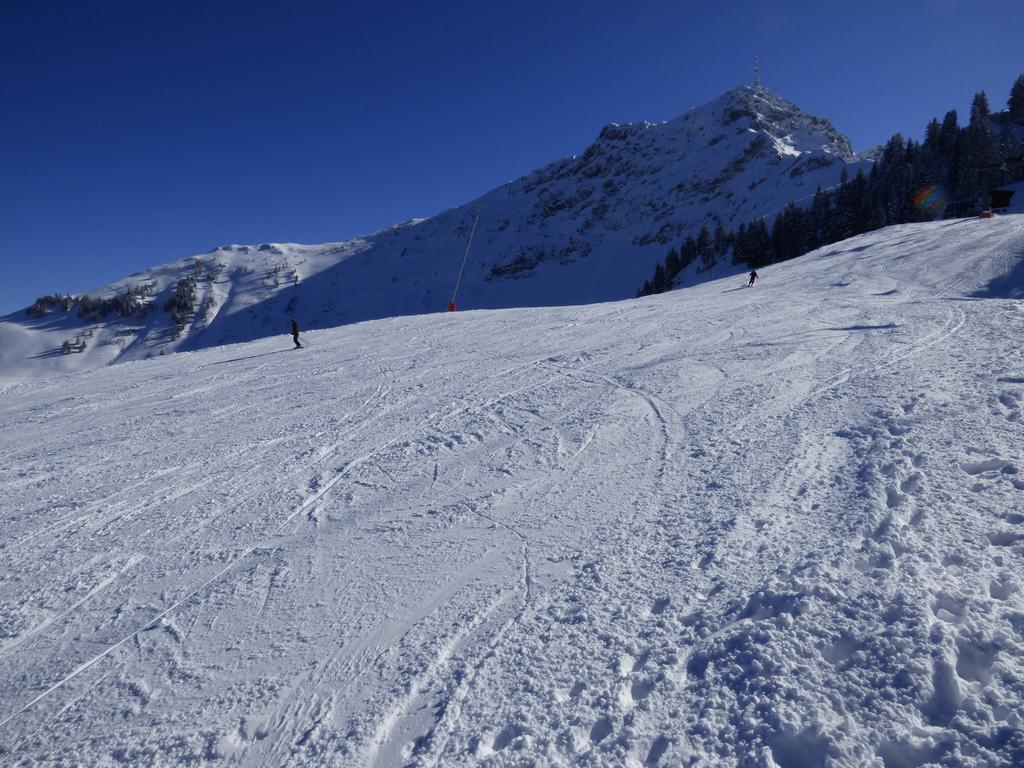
<box><xmin>1</xmin><ymin>215</ymin><xmax>1023</xmax><ymax>766</ymax></box>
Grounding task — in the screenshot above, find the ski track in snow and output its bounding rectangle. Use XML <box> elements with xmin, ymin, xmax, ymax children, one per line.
<box><xmin>1</xmin><ymin>217</ymin><xmax>1024</xmax><ymax>766</ymax></box>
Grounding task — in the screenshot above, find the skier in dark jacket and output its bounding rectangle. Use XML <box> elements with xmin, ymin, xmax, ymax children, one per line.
<box><xmin>747</xmin><ymin>270</ymin><xmax>758</xmax><ymax>287</ymax></box>
<box><xmin>290</xmin><ymin>319</ymin><xmax>302</xmax><ymax>348</ymax></box>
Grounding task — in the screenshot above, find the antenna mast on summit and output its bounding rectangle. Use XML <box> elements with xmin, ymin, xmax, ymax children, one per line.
<box><xmin>754</xmin><ymin>53</ymin><xmax>760</xmax><ymax>88</ymax></box>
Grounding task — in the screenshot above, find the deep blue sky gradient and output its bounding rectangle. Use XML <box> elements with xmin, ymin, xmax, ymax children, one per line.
<box><xmin>3</xmin><ymin>0</ymin><xmax>1022</xmax><ymax>313</ymax></box>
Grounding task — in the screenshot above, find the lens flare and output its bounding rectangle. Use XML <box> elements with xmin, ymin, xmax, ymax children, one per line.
<box><xmin>913</xmin><ymin>186</ymin><xmax>947</xmax><ymax>215</ymax></box>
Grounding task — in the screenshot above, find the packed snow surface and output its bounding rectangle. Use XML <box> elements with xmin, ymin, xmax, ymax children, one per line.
<box><xmin>2</xmin><ymin>217</ymin><xmax>1024</xmax><ymax>766</ymax></box>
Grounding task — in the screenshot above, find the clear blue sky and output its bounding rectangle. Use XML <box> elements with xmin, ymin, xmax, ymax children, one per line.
<box><xmin>3</xmin><ymin>0</ymin><xmax>1022</xmax><ymax>314</ymax></box>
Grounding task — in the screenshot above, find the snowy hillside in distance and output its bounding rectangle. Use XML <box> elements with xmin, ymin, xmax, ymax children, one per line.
<box><xmin>2</xmin><ymin>215</ymin><xmax>1023</xmax><ymax>766</ymax></box>
<box><xmin>1</xmin><ymin>85</ymin><xmax>869</xmax><ymax>381</ymax></box>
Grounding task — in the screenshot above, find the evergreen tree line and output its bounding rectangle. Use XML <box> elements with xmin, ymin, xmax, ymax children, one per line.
<box><xmin>165</xmin><ymin>275</ymin><xmax>199</xmax><ymax>340</ymax></box>
<box><xmin>640</xmin><ymin>74</ymin><xmax>1024</xmax><ymax>296</ymax></box>
<box><xmin>27</xmin><ymin>283</ymin><xmax>158</xmax><ymax>321</ymax></box>
<box><xmin>78</xmin><ymin>284</ymin><xmax>154</xmax><ymax>322</ymax></box>
<box><xmin>26</xmin><ymin>294</ymin><xmax>76</xmax><ymax>317</ymax></box>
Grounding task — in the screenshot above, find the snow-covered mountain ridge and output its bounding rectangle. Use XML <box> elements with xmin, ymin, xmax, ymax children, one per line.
<box><xmin>1</xmin><ymin>86</ymin><xmax>869</xmax><ymax>381</ymax></box>
<box><xmin>2</xmin><ymin>216</ymin><xmax>1023</xmax><ymax>765</ymax></box>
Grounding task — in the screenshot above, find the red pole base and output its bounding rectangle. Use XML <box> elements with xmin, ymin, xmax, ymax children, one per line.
<box><xmin>447</xmin><ymin>302</ymin><xmax>457</xmax><ymax>312</ymax></box>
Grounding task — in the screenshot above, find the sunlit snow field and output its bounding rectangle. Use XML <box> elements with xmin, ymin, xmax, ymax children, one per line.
<box><xmin>2</xmin><ymin>217</ymin><xmax>1023</xmax><ymax>766</ymax></box>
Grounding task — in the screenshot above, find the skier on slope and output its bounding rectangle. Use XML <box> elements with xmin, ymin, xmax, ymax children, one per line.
<box><xmin>747</xmin><ymin>269</ymin><xmax>758</xmax><ymax>288</ymax></box>
<box><xmin>290</xmin><ymin>318</ymin><xmax>302</xmax><ymax>349</ymax></box>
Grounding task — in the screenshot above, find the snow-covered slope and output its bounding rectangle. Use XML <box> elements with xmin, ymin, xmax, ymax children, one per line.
<box><xmin>2</xmin><ymin>215</ymin><xmax>1023</xmax><ymax>766</ymax></box>
<box><xmin>1</xmin><ymin>86</ymin><xmax>868</xmax><ymax>381</ymax></box>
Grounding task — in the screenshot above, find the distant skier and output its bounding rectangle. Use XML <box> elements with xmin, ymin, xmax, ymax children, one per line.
<box><xmin>290</xmin><ymin>318</ymin><xmax>302</xmax><ymax>349</ymax></box>
<box><xmin>747</xmin><ymin>270</ymin><xmax>758</xmax><ymax>288</ymax></box>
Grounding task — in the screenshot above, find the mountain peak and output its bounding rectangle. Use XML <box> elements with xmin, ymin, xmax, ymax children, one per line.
<box><xmin>3</xmin><ymin>83</ymin><xmax>868</xmax><ymax>378</ymax></box>
<box><xmin>679</xmin><ymin>85</ymin><xmax>856</xmax><ymax>162</ymax></box>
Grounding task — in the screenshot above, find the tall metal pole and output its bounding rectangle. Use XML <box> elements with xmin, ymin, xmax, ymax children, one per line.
<box><xmin>449</xmin><ymin>209</ymin><xmax>479</xmax><ymax>311</ymax></box>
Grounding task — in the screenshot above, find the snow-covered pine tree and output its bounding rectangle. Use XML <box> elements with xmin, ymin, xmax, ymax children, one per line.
<box><xmin>1010</xmin><ymin>74</ymin><xmax>1024</xmax><ymax>124</ymax></box>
